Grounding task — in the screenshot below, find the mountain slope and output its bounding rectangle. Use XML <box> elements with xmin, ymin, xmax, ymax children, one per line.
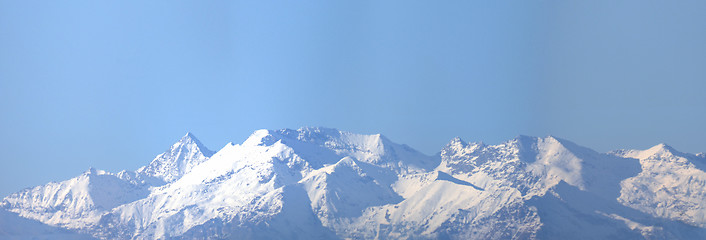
<box><xmin>0</xmin><ymin>133</ymin><xmax>211</xmax><ymax>231</ymax></box>
<box><xmin>93</xmin><ymin>127</ymin><xmax>435</xmax><ymax>239</ymax></box>
<box><xmin>2</xmin><ymin>128</ymin><xmax>706</xmax><ymax>239</ymax></box>
<box><xmin>1</xmin><ymin>168</ymin><xmax>151</xmax><ymax>230</ymax></box>
<box><xmin>612</xmin><ymin>144</ymin><xmax>706</xmax><ymax>228</ymax></box>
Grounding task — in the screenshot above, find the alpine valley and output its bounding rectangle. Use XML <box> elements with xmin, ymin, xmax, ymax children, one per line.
<box><xmin>2</xmin><ymin>127</ymin><xmax>706</xmax><ymax>239</ymax></box>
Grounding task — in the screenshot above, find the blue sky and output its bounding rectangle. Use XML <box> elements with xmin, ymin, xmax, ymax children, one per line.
<box><xmin>1</xmin><ymin>0</ymin><xmax>705</xmax><ymax>197</ymax></box>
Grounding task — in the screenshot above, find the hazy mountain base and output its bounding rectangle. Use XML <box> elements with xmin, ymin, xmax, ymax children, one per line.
<box><xmin>0</xmin><ymin>209</ymin><xmax>97</xmax><ymax>240</ymax></box>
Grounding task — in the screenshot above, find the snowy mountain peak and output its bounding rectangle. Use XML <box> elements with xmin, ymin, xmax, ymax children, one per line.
<box><xmin>2</xmin><ymin>168</ymin><xmax>151</xmax><ymax>230</ymax></box>
<box><xmin>443</xmin><ymin>137</ymin><xmax>484</xmax><ymax>153</ymax></box>
<box><xmin>653</xmin><ymin>142</ymin><xmax>676</xmax><ymax>152</ymax></box>
<box><xmin>136</xmin><ymin>132</ymin><xmax>214</xmax><ymax>182</ymax></box>
<box><xmin>449</xmin><ymin>136</ymin><xmax>464</xmax><ymax>143</ymax></box>
<box><xmin>647</xmin><ymin>143</ymin><xmax>679</xmax><ymax>156</ymax></box>
<box><xmin>608</xmin><ymin>143</ymin><xmax>706</xmax><ymax>230</ymax></box>
<box><xmin>512</xmin><ymin>135</ymin><xmax>541</xmax><ymax>157</ymax></box>
<box><xmin>511</xmin><ymin>135</ymin><xmax>600</xmax><ymax>163</ymax></box>
<box><xmin>613</xmin><ymin>143</ymin><xmax>681</xmax><ymax>160</ymax></box>
<box><xmin>177</xmin><ymin>132</ymin><xmax>213</xmax><ymax>155</ymax></box>
<box><xmin>183</xmin><ymin>131</ymin><xmax>196</xmax><ymax>138</ymax></box>
<box><xmin>297</xmin><ymin>126</ymin><xmax>342</xmax><ymax>136</ymax></box>
<box><xmin>271</xmin><ymin>127</ymin><xmax>373</xmax><ymax>144</ymax></box>
<box><xmin>511</xmin><ymin>134</ymin><xmax>536</xmax><ymax>142</ymax></box>
<box><xmin>238</xmin><ymin>127</ymin><xmax>435</xmax><ymax>172</ymax></box>
<box><xmin>446</xmin><ymin>136</ymin><xmax>466</xmax><ymax>147</ymax></box>
<box><xmin>83</xmin><ymin>167</ymin><xmax>110</xmax><ymax>176</ymax></box>
<box><xmin>242</xmin><ymin>129</ymin><xmax>272</xmax><ymax>146</ymax></box>
<box><xmin>645</xmin><ymin>142</ymin><xmax>674</xmax><ymax>152</ymax></box>
<box><xmin>269</xmin><ymin>127</ymin><xmax>385</xmax><ymax>145</ymax></box>
<box><xmin>513</xmin><ymin>134</ymin><xmax>568</xmax><ymax>144</ymax></box>
<box><xmin>5</xmin><ymin>129</ymin><xmax>706</xmax><ymax>239</ymax></box>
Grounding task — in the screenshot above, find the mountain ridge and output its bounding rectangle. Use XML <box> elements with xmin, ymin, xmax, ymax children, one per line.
<box><xmin>2</xmin><ymin>127</ymin><xmax>706</xmax><ymax>239</ymax></box>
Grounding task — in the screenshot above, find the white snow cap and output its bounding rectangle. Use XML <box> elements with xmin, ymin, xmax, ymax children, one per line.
<box><xmin>4</xmin><ymin>128</ymin><xmax>706</xmax><ymax>240</ymax></box>
<box><xmin>136</xmin><ymin>132</ymin><xmax>214</xmax><ymax>183</ymax></box>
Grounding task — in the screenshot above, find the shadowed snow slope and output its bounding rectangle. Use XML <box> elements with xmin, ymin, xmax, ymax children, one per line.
<box><xmin>612</xmin><ymin>144</ymin><xmax>706</xmax><ymax>228</ymax></box>
<box><xmin>0</xmin><ymin>209</ymin><xmax>97</xmax><ymax>240</ymax></box>
<box><xmin>3</xmin><ymin>128</ymin><xmax>706</xmax><ymax>239</ymax></box>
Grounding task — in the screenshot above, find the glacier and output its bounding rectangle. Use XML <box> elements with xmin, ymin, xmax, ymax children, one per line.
<box><xmin>2</xmin><ymin>127</ymin><xmax>706</xmax><ymax>239</ymax></box>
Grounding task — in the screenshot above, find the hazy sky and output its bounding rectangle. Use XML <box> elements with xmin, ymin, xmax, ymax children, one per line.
<box><xmin>1</xmin><ymin>0</ymin><xmax>705</xmax><ymax>197</ymax></box>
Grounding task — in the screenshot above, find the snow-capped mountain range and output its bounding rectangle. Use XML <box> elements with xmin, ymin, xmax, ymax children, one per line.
<box><xmin>2</xmin><ymin>127</ymin><xmax>706</xmax><ymax>239</ymax></box>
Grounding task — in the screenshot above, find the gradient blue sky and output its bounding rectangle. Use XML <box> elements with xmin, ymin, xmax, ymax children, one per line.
<box><xmin>1</xmin><ymin>0</ymin><xmax>705</xmax><ymax>197</ymax></box>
